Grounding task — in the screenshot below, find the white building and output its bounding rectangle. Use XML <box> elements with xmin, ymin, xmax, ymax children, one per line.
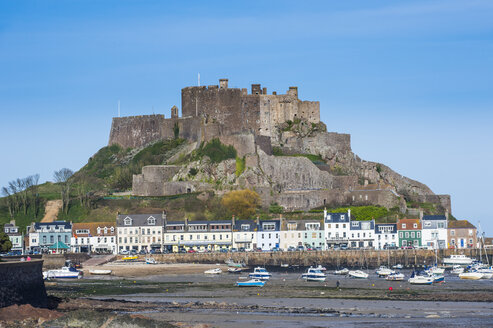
<box><xmin>117</xmin><ymin>213</ymin><xmax>165</xmax><ymax>252</ymax></box>
<box><xmin>71</xmin><ymin>222</ymin><xmax>117</xmax><ymax>254</ymax></box>
<box><xmin>257</xmin><ymin>219</ymin><xmax>281</xmax><ymax>251</ymax></box>
<box><xmin>324</xmin><ymin>209</ymin><xmax>351</xmax><ymax>248</ymax></box>
<box><xmin>374</xmin><ymin>223</ymin><xmax>398</xmax><ymax>250</ymax></box>
<box><xmin>349</xmin><ymin>220</ymin><xmax>375</xmax><ymax>249</ymax></box>
<box><xmin>232</xmin><ymin>219</ymin><xmax>257</xmax><ymax>251</ymax></box>
<box><xmin>421</xmin><ymin>215</ymin><xmax>448</xmax><ymax>249</ymax></box>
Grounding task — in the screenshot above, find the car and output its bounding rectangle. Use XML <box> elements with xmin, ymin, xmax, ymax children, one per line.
<box><xmin>383</xmin><ymin>244</ymin><xmax>398</xmax><ymax>250</ymax></box>
<box><xmin>271</xmin><ymin>247</ymin><xmax>280</xmax><ymax>252</ymax></box>
<box><xmin>230</xmin><ymin>248</ymin><xmax>238</xmax><ymax>253</ymax></box>
<box><xmin>339</xmin><ymin>245</ymin><xmax>348</xmax><ymax>250</ymax></box>
<box><xmin>287</xmin><ymin>246</ymin><xmax>296</xmax><ymax>252</ymax></box>
<box><xmin>139</xmin><ymin>249</ymin><xmax>147</xmax><ymax>255</ymax></box>
<box><xmin>219</xmin><ymin>248</ymin><xmax>228</xmax><ymax>253</ymax></box>
<box><xmin>120</xmin><ymin>250</ymin><xmax>129</xmax><ymax>255</ymax></box>
<box><xmin>296</xmin><ymin>245</ymin><xmax>305</xmax><ymax>251</ymax></box>
<box><xmin>238</xmin><ymin>247</ymin><xmax>246</xmax><ymax>252</ymax></box>
<box><xmin>187</xmin><ymin>249</ymin><xmax>196</xmax><ymax>253</ymax></box>
<box><xmin>178</xmin><ymin>249</ymin><xmax>187</xmax><ymax>253</ymax></box>
<box><xmin>130</xmin><ymin>250</ymin><xmax>137</xmax><ymax>255</ymax></box>
<box><xmin>315</xmin><ymin>247</ymin><xmax>323</xmax><ymax>251</ymax></box>
<box><xmin>255</xmin><ymin>247</ymin><xmax>263</xmax><ymax>252</ymax></box>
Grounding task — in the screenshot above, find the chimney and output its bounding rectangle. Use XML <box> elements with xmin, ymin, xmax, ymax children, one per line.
<box><xmin>272</xmin><ymin>91</ymin><xmax>277</xmax><ymax>95</ymax></box>
<box><xmin>256</xmin><ymin>216</ymin><xmax>260</xmax><ymax>226</ymax></box>
<box><xmin>419</xmin><ymin>209</ymin><xmax>424</xmax><ymax>220</ymax></box>
<box><xmin>185</xmin><ymin>217</ymin><xmax>188</xmax><ymax>227</ymax></box>
<box><xmin>262</xmin><ymin>87</ymin><xmax>267</xmax><ymax>95</ymax></box>
<box><xmin>232</xmin><ymin>215</ymin><xmax>235</xmax><ymax>227</ymax></box>
<box><xmin>162</xmin><ymin>211</ymin><xmax>167</xmax><ymax>226</ymax></box>
<box><xmin>219</xmin><ymin>78</ymin><xmax>228</xmax><ymax>89</ymax></box>
<box><xmin>348</xmin><ymin>209</ymin><xmax>351</xmax><ymax>220</ymax></box>
<box><xmin>323</xmin><ymin>207</ymin><xmax>327</xmax><ymax>219</ymax></box>
<box><xmin>445</xmin><ymin>209</ymin><xmax>449</xmax><ymax>220</ymax></box>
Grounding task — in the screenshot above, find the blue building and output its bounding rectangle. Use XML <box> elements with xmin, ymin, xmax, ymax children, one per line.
<box><xmin>28</xmin><ymin>221</ymin><xmax>72</xmax><ymax>253</ymax></box>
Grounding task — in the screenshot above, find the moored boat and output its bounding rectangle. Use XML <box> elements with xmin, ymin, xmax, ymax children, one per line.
<box><xmin>426</xmin><ymin>265</ymin><xmax>445</xmax><ymax>275</ymax></box>
<box><xmin>408</xmin><ymin>271</ymin><xmax>433</xmax><ymax>285</ymax></box>
<box><xmin>313</xmin><ymin>264</ymin><xmax>327</xmax><ymax>272</ymax></box>
<box><xmin>89</xmin><ymin>269</ymin><xmax>112</xmax><ymax>275</ymax></box>
<box><xmin>43</xmin><ymin>266</ymin><xmax>83</xmax><ymax>280</ymax></box>
<box><xmin>302</xmin><ymin>267</ymin><xmax>326</xmax><ymax>282</ymax></box>
<box><xmin>228</xmin><ymin>267</ymin><xmax>243</xmax><ymax>273</ymax></box>
<box><xmin>122</xmin><ymin>255</ymin><xmax>138</xmax><ymax>261</ymax></box>
<box><xmin>145</xmin><ymin>257</ymin><xmax>157</xmax><ymax>264</ymax></box>
<box><xmin>451</xmin><ymin>265</ymin><xmax>464</xmax><ymax>275</ymax></box>
<box><xmin>375</xmin><ymin>266</ymin><xmax>395</xmax><ymax>277</ymax></box>
<box><xmin>249</xmin><ymin>267</ymin><xmax>272</xmax><ymax>280</ymax></box>
<box><xmin>443</xmin><ymin>254</ymin><xmax>474</xmax><ymax>266</ymax></box>
<box><xmin>459</xmin><ymin>271</ymin><xmax>483</xmax><ymax>280</ymax></box>
<box><xmin>392</xmin><ymin>264</ymin><xmax>403</xmax><ymax>270</ymax></box>
<box><xmin>386</xmin><ymin>272</ymin><xmax>405</xmax><ymax>281</ymax></box>
<box><xmin>204</xmin><ymin>268</ymin><xmax>222</xmax><ymax>274</ymax></box>
<box><xmin>236</xmin><ymin>278</ymin><xmax>265</xmax><ymax>287</ymax></box>
<box><xmin>334</xmin><ymin>268</ymin><xmax>349</xmax><ymax>275</ymax></box>
<box><xmin>348</xmin><ymin>270</ymin><xmax>369</xmax><ymax>279</ymax></box>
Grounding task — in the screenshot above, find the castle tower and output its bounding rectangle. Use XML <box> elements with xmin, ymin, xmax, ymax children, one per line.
<box><xmin>171</xmin><ymin>105</ymin><xmax>178</xmax><ymax>119</ymax></box>
<box><xmin>219</xmin><ymin>78</ymin><xmax>228</xmax><ymax>89</ymax></box>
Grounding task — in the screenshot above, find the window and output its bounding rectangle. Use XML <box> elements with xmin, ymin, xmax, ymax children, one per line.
<box><xmin>262</xmin><ymin>223</ymin><xmax>275</xmax><ymax>231</ymax></box>
<box><xmin>343</xmin><ymin>224</ymin><xmax>346</xmax><ymax>228</ymax></box>
<box><xmin>405</xmin><ymin>232</ymin><xmax>409</xmax><ymax>238</ymax></box>
<box><xmin>399</xmin><ymin>232</ymin><xmax>403</xmax><ymax>238</ymax></box>
<box><xmin>417</xmin><ymin>232</ymin><xmax>421</xmax><ymax>238</ymax></box>
<box><xmin>402</xmin><ymin>223</ymin><xmax>406</xmax><ymax>229</ymax></box>
<box><xmin>340</xmin><ymin>215</ymin><xmax>345</xmax><ymax>220</ymax></box>
<box><xmin>424</xmin><ymin>222</ymin><xmax>431</xmax><ymax>227</ymax></box>
<box><xmin>124</xmin><ymin>217</ymin><xmax>132</xmax><ymax>226</ymax></box>
<box><xmin>97</xmin><ymin>227</ymin><xmax>101</xmax><ymax>234</ymax></box>
<box><xmin>411</xmin><ymin>232</ymin><xmax>415</xmax><ymax>238</ymax></box>
<box><xmin>111</xmin><ymin>227</ymin><xmax>114</xmax><ymax>233</ymax></box>
<box><xmin>413</xmin><ymin>223</ymin><xmax>418</xmax><ymax>229</ymax></box>
<box><xmin>451</xmin><ymin>230</ymin><xmax>455</xmax><ymax>236</ymax></box>
<box><xmin>336</xmin><ymin>224</ymin><xmax>339</xmax><ymax>229</ymax></box>
<box><xmin>469</xmin><ymin>230</ymin><xmax>473</xmax><ymax>236</ymax></box>
<box><xmin>438</xmin><ymin>222</ymin><xmax>444</xmax><ymax>229</ymax></box>
<box><xmin>343</xmin><ymin>232</ymin><xmax>346</xmax><ymax>238</ymax></box>
<box><xmin>241</xmin><ymin>224</ymin><xmax>250</xmax><ymax>231</ymax></box>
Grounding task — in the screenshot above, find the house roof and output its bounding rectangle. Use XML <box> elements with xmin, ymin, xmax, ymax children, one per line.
<box><xmin>233</xmin><ymin>220</ymin><xmax>256</xmax><ymax>231</ymax></box>
<box><xmin>116</xmin><ymin>214</ymin><xmax>165</xmax><ymax>227</ymax></box>
<box><xmin>422</xmin><ymin>215</ymin><xmax>447</xmax><ymax>221</ymax></box>
<box><xmin>72</xmin><ymin>222</ymin><xmax>116</xmax><ymax>237</ymax></box>
<box><xmin>448</xmin><ymin>220</ymin><xmax>476</xmax><ymax>229</ymax></box>
<box><xmin>374</xmin><ymin>223</ymin><xmax>397</xmax><ymax>234</ymax></box>
<box><xmin>325</xmin><ymin>212</ymin><xmax>349</xmax><ymax>223</ymax></box>
<box><xmin>397</xmin><ymin>218</ymin><xmax>421</xmax><ymax>230</ymax></box>
<box><xmin>350</xmin><ymin>220</ymin><xmax>375</xmax><ymax>230</ymax></box>
<box><xmin>34</xmin><ymin>221</ymin><xmax>72</xmax><ymax>230</ymax></box>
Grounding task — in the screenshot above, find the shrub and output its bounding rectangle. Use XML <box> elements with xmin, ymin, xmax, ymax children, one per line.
<box><xmin>235</xmin><ymin>156</ymin><xmax>246</xmax><ymax>177</ymax></box>
<box><xmin>197</xmin><ymin>138</ymin><xmax>237</xmax><ymax>163</ymax></box>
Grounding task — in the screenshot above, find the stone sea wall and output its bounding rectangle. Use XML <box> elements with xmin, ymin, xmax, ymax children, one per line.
<box><xmin>123</xmin><ymin>248</ymin><xmax>492</xmax><ymax>269</ymax></box>
<box><xmin>0</xmin><ymin>260</ymin><xmax>47</xmax><ymax>308</ymax></box>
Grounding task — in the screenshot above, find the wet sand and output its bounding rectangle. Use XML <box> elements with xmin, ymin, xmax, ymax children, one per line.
<box><xmin>40</xmin><ymin>265</ymin><xmax>493</xmax><ymax>328</ymax></box>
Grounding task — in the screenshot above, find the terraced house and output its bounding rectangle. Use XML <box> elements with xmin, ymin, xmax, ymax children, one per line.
<box><xmin>374</xmin><ymin>223</ymin><xmax>397</xmax><ymax>250</ymax></box>
<box><xmin>324</xmin><ymin>210</ymin><xmax>351</xmax><ymax>249</ymax></box>
<box><xmin>397</xmin><ymin>218</ymin><xmax>422</xmax><ymax>248</ymax></box>
<box><xmin>448</xmin><ymin>220</ymin><xmax>477</xmax><ymax>249</ymax></box>
<box><xmin>117</xmin><ymin>213</ymin><xmax>165</xmax><ymax>252</ymax></box>
<box><xmin>163</xmin><ymin>219</ymin><xmax>233</xmax><ymax>252</ymax></box>
<box><xmin>3</xmin><ymin>220</ymin><xmax>23</xmax><ymax>253</ymax></box>
<box><xmin>232</xmin><ymin>219</ymin><xmax>257</xmax><ymax>251</ymax></box>
<box><xmin>280</xmin><ymin>220</ymin><xmax>305</xmax><ymax>251</ymax></box>
<box><xmin>349</xmin><ymin>219</ymin><xmax>375</xmax><ymax>249</ymax></box>
<box><xmin>27</xmin><ymin>221</ymin><xmax>72</xmax><ymax>253</ymax></box>
<box><xmin>71</xmin><ymin>222</ymin><xmax>117</xmax><ymax>254</ymax></box>
<box><xmin>257</xmin><ymin>218</ymin><xmax>281</xmax><ymax>251</ymax></box>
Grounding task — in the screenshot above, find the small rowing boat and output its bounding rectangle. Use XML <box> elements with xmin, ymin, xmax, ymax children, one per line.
<box><xmin>89</xmin><ymin>269</ymin><xmax>112</xmax><ymax>275</ymax></box>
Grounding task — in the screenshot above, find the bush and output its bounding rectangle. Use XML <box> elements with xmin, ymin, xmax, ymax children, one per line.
<box><xmin>235</xmin><ymin>156</ymin><xmax>246</xmax><ymax>177</ymax></box>
<box><xmin>189</xmin><ymin>168</ymin><xmax>198</xmax><ymax>176</ymax></box>
<box><xmin>269</xmin><ymin>203</ymin><xmax>284</xmax><ymax>214</ymax></box>
<box><xmin>197</xmin><ymin>138</ymin><xmax>237</xmax><ymax>163</ymax></box>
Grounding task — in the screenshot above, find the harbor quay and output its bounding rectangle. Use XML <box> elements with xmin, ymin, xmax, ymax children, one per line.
<box><xmin>112</xmin><ymin>248</ymin><xmax>492</xmax><ymax>269</ymax></box>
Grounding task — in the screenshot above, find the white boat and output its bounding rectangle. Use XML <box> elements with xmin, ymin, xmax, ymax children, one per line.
<box><xmin>348</xmin><ymin>270</ymin><xmax>369</xmax><ymax>279</ymax></box>
<box><xmin>375</xmin><ymin>266</ymin><xmax>395</xmax><ymax>277</ymax></box>
<box><xmin>443</xmin><ymin>254</ymin><xmax>474</xmax><ymax>266</ymax></box>
<box><xmin>301</xmin><ymin>267</ymin><xmax>326</xmax><ymax>282</ymax></box>
<box><xmin>204</xmin><ymin>268</ymin><xmax>222</xmax><ymax>274</ymax></box>
<box><xmin>459</xmin><ymin>271</ymin><xmax>483</xmax><ymax>280</ymax></box>
<box><xmin>386</xmin><ymin>272</ymin><xmax>405</xmax><ymax>281</ymax></box>
<box><xmin>431</xmin><ymin>274</ymin><xmax>445</xmax><ymax>283</ymax></box>
<box><xmin>145</xmin><ymin>258</ymin><xmax>157</xmax><ymax>264</ymax></box>
<box><xmin>89</xmin><ymin>269</ymin><xmax>112</xmax><ymax>275</ymax></box>
<box><xmin>480</xmin><ymin>273</ymin><xmax>493</xmax><ymax>279</ymax></box>
<box><xmin>226</xmin><ymin>259</ymin><xmax>245</xmax><ymax>268</ymax></box>
<box><xmin>249</xmin><ymin>267</ymin><xmax>272</xmax><ymax>280</ymax></box>
<box><xmin>280</xmin><ymin>263</ymin><xmax>289</xmax><ymax>268</ymax></box>
<box><xmin>334</xmin><ymin>268</ymin><xmax>349</xmax><ymax>275</ymax></box>
<box><xmin>408</xmin><ymin>272</ymin><xmax>433</xmax><ymax>285</ymax></box>
<box><xmin>426</xmin><ymin>266</ymin><xmax>445</xmax><ymax>275</ymax></box>
<box><xmin>313</xmin><ymin>264</ymin><xmax>327</xmax><ymax>272</ymax></box>
<box><xmin>392</xmin><ymin>264</ymin><xmax>403</xmax><ymax>270</ymax></box>
<box><xmin>236</xmin><ymin>278</ymin><xmax>265</xmax><ymax>287</ymax></box>
<box><xmin>43</xmin><ymin>266</ymin><xmax>83</xmax><ymax>280</ymax></box>
<box><xmin>451</xmin><ymin>265</ymin><xmax>464</xmax><ymax>275</ymax></box>
<box><xmin>227</xmin><ymin>267</ymin><xmax>243</xmax><ymax>273</ymax></box>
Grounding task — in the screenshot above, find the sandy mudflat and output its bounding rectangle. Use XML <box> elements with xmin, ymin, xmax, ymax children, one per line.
<box><xmin>82</xmin><ymin>262</ymin><xmax>229</xmax><ymax>277</ymax></box>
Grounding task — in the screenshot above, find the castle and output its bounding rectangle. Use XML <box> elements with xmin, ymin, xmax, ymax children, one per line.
<box><xmin>108</xmin><ymin>79</ymin><xmax>451</xmax><ymax>214</ymax></box>
<box><xmin>109</xmin><ymin>79</ymin><xmax>320</xmax><ymax>149</ymax></box>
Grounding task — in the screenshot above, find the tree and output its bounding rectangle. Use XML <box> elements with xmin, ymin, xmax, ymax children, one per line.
<box><xmin>54</xmin><ymin>168</ymin><xmax>74</xmax><ymax>215</ymax></box>
<box><xmin>0</xmin><ymin>232</ymin><xmax>12</xmax><ymax>253</ymax></box>
<box><xmin>221</xmin><ymin>189</ymin><xmax>260</xmax><ymax>219</ymax></box>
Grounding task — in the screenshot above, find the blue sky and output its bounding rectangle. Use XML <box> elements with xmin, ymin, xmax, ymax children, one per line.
<box><xmin>0</xmin><ymin>1</ymin><xmax>492</xmax><ymax>233</ymax></box>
